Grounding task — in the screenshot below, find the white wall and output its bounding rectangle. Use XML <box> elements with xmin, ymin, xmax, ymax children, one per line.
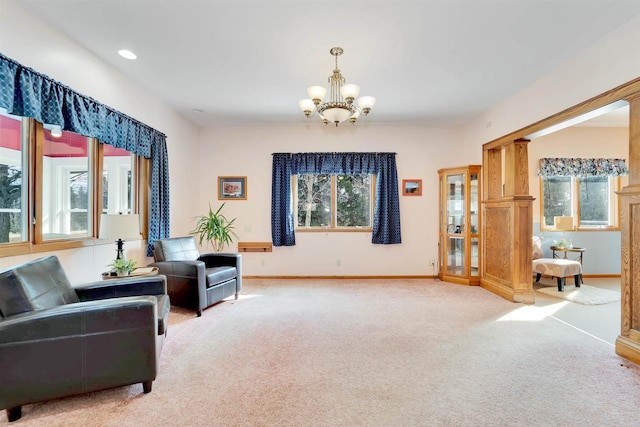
<box><xmin>462</xmin><ymin>14</ymin><xmax>640</xmax><ymax>149</ymax></box>
<box><xmin>0</xmin><ymin>1</ymin><xmax>200</xmax><ymax>283</ymax></box>
<box><xmin>529</xmin><ymin>126</ymin><xmax>628</xmax><ymax>274</ymax></box>
<box><xmin>199</xmin><ymin>124</ymin><xmax>468</xmax><ymax>276</ymax></box>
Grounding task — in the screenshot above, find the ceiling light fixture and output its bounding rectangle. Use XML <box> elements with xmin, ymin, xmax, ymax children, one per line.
<box><xmin>299</xmin><ymin>47</ymin><xmax>375</xmax><ymax>127</ymax></box>
<box><xmin>118</xmin><ymin>49</ymin><xmax>137</xmax><ymax>60</ymax></box>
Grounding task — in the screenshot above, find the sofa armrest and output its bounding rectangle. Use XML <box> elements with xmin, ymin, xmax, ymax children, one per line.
<box><xmin>75</xmin><ymin>275</ymin><xmax>167</xmax><ymax>301</ymax></box>
<box><xmin>199</xmin><ymin>253</ymin><xmax>242</xmax><ymax>294</ymax></box>
<box><xmin>0</xmin><ymin>297</ymin><xmax>157</xmax><ymax>343</ymax></box>
<box><xmin>148</xmin><ymin>260</ymin><xmax>204</xmax><ymax>279</ymax></box>
<box><xmin>199</xmin><ymin>253</ymin><xmax>241</xmax><ymax>268</ymax></box>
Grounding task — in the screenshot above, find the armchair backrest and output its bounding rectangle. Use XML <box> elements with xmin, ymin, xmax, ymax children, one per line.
<box><xmin>0</xmin><ymin>255</ymin><xmax>79</xmax><ymax>318</ymax></box>
<box><xmin>532</xmin><ymin>236</ymin><xmax>544</xmax><ymax>260</ymax></box>
<box><xmin>153</xmin><ymin>236</ymin><xmax>200</xmax><ymax>262</ymax></box>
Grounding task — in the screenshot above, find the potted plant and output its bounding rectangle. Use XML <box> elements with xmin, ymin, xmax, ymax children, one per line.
<box><xmin>190</xmin><ymin>202</ymin><xmax>238</xmax><ymax>252</ymax></box>
<box><xmin>108</xmin><ymin>258</ymin><xmax>137</xmax><ymax>277</ymax></box>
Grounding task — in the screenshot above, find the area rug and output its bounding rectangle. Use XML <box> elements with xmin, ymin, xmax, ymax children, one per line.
<box><xmin>536</xmin><ymin>284</ymin><xmax>621</xmax><ymax>305</ymax></box>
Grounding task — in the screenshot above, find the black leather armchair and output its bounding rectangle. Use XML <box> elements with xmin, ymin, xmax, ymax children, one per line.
<box><xmin>0</xmin><ymin>255</ymin><xmax>169</xmax><ymax>422</ymax></box>
<box><xmin>149</xmin><ymin>236</ymin><xmax>242</xmax><ymax>316</ymax></box>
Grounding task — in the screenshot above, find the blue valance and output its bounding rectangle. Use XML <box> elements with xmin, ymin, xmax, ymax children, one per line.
<box><xmin>272</xmin><ymin>152</ymin><xmax>401</xmax><ymax>246</ymax></box>
<box><xmin>0</xmin><ymin>53</ymin><xmax>170</xmax><ymax>255</ymax></box>
<box><xmin>538</xmin><ymin>157</ymin><xmax>628</xmax><ymax>177</ymax></box>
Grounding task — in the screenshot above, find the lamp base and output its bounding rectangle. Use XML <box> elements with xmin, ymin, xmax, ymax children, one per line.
<box><xmin>115</xmin><ymin>239</ymin><xmax>125</xmax><ymax>260</ymax></box>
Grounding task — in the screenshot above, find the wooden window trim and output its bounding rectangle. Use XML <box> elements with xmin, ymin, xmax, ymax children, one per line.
<box><xmin>539</xmin><ymin>176</ymin><xmax>621</xmax><ymax>232</ymax></box>
<box><xmin>0</xmin><ymin>119</ymin><xmax>149</xmax><ymax>257</ymax></box>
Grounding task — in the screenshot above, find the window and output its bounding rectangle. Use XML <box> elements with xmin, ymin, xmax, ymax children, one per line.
<box><xmin>41</xmin><ymin>129</ymin><xmax>93</xmax><ymax>240</ymax></box>
<box><xmin>0</xmin><ymin>109</ymin><xmax>27</xmax><ymax>243</ymax></box>
<box><xmin>540</xmin><ymin>176</ymin><xmax>620</xmax><ymax>230</ymax></box>
<box><xmin>0</xmin><ymin>116</ymin><xmax>147</xmax><ymax>256</ymax></box>
<box><xmin>294</xmin><ymin>173</ymin><xmax>373</xmax><ymax>230</ymax></box>
<box><xmin>102</xmin><ymin>143</ymin><xmax>135</xmax><ymax>214</ymax></box>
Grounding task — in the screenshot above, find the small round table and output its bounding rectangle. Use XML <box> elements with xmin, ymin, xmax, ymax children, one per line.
<box><xmin>550</xmin><ymin>246</ymin><xmax>585</xmax><ymax>265</ymax></box>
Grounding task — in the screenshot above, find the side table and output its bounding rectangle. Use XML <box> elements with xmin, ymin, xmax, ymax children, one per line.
<box><xmin>550</xmin><ymin>246</ymin><xmax>585</xmax><ymax>265</ymax></box>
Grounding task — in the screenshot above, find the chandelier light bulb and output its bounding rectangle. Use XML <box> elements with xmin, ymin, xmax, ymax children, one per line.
<box><xmin>341</xmin><ymin>84</ymin><xmax>360</xmax><ymax>103</ymax></box>
<box><xmin>299</xmin><ymin>47</ymin><xmax>374</xmax><ymax>126</ymax></box>
<box><xmin>307</xmin><ymin>86</ymin><xmax>327</xmax><ymax>104</ymax></box>
<box><xmin>358</xmin><ymin>96</ymin><xmax>376</xmax><ymax>115</ymax></box>
<box><xmin>299</xmin><ymin>99</ymin><xmax>315</xmax><ymax>117</ymax></box>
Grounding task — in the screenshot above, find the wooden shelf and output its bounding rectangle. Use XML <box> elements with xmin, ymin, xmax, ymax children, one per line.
<box><xmin>238</xmin><ymin>242</ymin><xmax>272</xmax><ymax>252</ymax></box>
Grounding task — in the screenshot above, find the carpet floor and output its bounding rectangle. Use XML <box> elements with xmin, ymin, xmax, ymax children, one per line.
<box><xmin>536</xmin><ymin>284</ymin><xmax>621</xmax><ymax>305</ymax></box>
<box><xmin>4</xmin><ymin>279</ymin><xmax>640</xmax><ymax>426</ymax></box>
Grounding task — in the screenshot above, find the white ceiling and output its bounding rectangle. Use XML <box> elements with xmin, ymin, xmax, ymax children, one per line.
<box><xmin>17</xmin><ymin>0</ymin><xmax>640</xmax><ymax>128</ymax></box>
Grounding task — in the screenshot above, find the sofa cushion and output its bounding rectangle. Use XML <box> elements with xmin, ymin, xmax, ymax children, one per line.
<box><xmin>154</xmin><ymin>236</ymin><xmax>200</xmax><ymax>262</ymax></box>
<box><xmin>205</xmin><ymin>266</ymin><xmax>237</xmax><ymax>288</ymax></box>
<box><xmin>533</xmin><ymin>258</ymin><xmax>582</xmax><ymax>277</ymax></box>
<box><xmin>0</xmin><ymin>256</ymin><xmax>79</xmax><ymax>318</ymax></box>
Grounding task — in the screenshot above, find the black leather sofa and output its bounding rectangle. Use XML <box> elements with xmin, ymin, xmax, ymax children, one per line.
<box><xmin>0</xmin><ymin>255</ymin><xmax>169</xmax><ymax>422</ymax></box>
<box><xmin>149</xmin><ymin>236</ymin><xmax>242</xmax><ymax>316</ymax></box>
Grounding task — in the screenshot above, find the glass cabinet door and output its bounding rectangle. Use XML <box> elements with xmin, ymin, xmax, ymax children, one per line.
<box><xmin>446</xmin><ymin>174</ymin><xmax>465</xmax><ymax>275</ymax></box>
<box><xmin>438</xmin><ymin>165</ymin><xmax>481</xmax><ymax>285</ymax></box>
<box><xmin>470</xmin><ymin>172</ymin><xmax>479</xmax><ymax>277</ymax></box>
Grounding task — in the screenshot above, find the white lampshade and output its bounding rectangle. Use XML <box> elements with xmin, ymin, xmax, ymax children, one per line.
<box><xmin>358</xmin><ymin>96</ymin><xmax>376</xmax><ymax>110</ymax></box>
<box><xmin>341</xmin><ymin>84</ymin><xmax>360</xmax><ymax>100</ymax></box>
<box><xmin>298</xmin><ymin>99</ymin><xmax>315</xmax><ymax>112</ymax></box>
<box><xmin>307</xmin><ymin>85</ymin><xmax>327</xmax><ymax>101</ymax></box>
<box><xmin>323</xmin><ymin>107</ymin><xmax>352</xmax><ymax>125</ymax></box>
<box><xmin>100</xmin><ymin>214</ymin><xmax>141</xmax><ymax>241</ymax></box>
<box><xmin>554</xmin><ymin>216</ymin><xmax>574</xmax><ymax>231</ymax></box>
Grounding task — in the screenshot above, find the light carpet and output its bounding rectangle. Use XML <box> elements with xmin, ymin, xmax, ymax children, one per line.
<box><xmin>536</xmin><ymin>284</ymin><xmax>621</xmax><ymax>305</ymax></box>
<box><xmin>3</xmin><ymin>279</ymin><xmax>639</xmax><ymax>426</ymax></box>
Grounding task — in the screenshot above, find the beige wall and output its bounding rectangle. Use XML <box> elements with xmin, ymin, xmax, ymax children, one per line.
<box><xmin>199</xmin><ymin>124</ymin><xmax>468</xmax><ymax>276</ymax></box>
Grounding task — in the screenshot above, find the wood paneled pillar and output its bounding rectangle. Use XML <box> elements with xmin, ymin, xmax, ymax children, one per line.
<box><xmin>616</xmin><ymin>93</ymin><xmax>640</xmax><ymax>365</ymax></box>
<box><xmin>481</xmin><ymin>139</ymin><xmax>535</xmax><ymax>303</ymax></box>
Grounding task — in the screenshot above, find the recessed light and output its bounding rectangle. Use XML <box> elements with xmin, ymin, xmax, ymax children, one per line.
<box><xmin>118</xmin><ymin>49</ymin><xmax>137</xmax><ymax>60</ymax></box>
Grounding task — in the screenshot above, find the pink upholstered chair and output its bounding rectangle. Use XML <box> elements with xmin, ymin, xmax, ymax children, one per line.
<box><xmin>532</xmin><ymin>236</ymin><xmax>582</xmax><ymax>292</ymax></box>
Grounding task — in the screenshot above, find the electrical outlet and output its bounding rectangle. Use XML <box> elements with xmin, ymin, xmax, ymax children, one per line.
<box><xmin>429</xmin><ymin>259</ymin><xmax>437</xmax><ymax>266</ymax></box>
<box><xmin>336</xmin><ymin>259</ymin><xmax>341</xmax><ymax>267</ymax></box>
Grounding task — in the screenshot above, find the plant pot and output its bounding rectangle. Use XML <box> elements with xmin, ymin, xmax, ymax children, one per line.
<box><xmin>116</xmin><ymin>270</ymin><xmax>129</xmax><ymax>277</ymax></box>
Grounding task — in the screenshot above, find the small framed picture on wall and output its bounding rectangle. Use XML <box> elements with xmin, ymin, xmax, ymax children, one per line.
<box><xmin>402</xmin><ymin>179</ymin><xmax>422</xmax><ymax>196</ymax></box>
<box><xmin>218</xmin><ymin>176</ymin><xmax>247</xmax><ymax>200</ymax></box>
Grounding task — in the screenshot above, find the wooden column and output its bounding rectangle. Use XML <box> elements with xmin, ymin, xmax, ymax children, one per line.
<box><xmin>481</xmin><ymin>139</ymin><xmax>535</xmax><ymax>303</ymax></box>
<box><xmin>616</xmin><ymin>93</ymin><xmax>640</xmax><ymax>365</ymax></box>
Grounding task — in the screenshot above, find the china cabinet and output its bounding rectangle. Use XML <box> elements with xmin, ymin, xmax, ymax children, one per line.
<box><xmin>437</xmin><ymin>165</ymin><xmax>482</xmax><ymax>285</ymax></box>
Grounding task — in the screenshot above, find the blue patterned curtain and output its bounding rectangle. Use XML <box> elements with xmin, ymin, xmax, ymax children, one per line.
<box><xmin>538</xmin><ymin>158</ymin><xmax>628</xmax><ymax>177</ymax></box>
<box><xmin>0</xmin><ymin>53</ymin><xmax>169</xmax><ymax>255</ymax></box>
<box><xmin>272</xmin><ymin>152</ymin><xmax>401</xmax><ymax>245</ymax></box>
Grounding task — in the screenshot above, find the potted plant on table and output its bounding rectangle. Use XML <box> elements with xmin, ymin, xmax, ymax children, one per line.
<box><xmin>108</xmin><ymin>258</ymin><xmax>137</xmax><ymax>277</ymax></box>
<box><xmin>190</xmin><ymin>203</ymin><xmax>238</xmax><ymax>252</ymax></box>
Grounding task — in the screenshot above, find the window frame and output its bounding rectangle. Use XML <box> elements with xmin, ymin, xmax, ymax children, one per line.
<box><xmin>539</xmin><ymin>175</ymin><xmax>621</xmax><ymax>232</ymax></box>
<box><xmin>293</xmin><ymin>173</ymin><xmax>376</xmax><ymax>232</ymax></box>
<box><xmin>0</xmin><ymin>118</ymin><xmax>149</xmax><ymax>257</ymax></box>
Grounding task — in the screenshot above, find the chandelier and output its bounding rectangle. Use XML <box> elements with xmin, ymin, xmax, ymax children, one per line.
<box><xmin>298</xmin><ymin>47</ymin><xmax>375</xmax><ymax>127</ymax></box>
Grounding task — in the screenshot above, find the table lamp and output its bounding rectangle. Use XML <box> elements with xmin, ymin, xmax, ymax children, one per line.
<box><xmin>553</xmin><ymin>216</ymin><xmax>574</xmax><ymax>248</ymax></box>
<box><xmin>100</xmin><ymin>214</ymin><xmax>141</xmax><ymax>259</ymax></box>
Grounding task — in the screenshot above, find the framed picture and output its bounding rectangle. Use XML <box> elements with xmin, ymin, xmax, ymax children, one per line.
<box><xmin>402</xmin><ymin>179</ymin><xmax>422</xmax><ymax>196</ymax></box>
<box><xmin>218</xmin><ymin>176</ymin><xmax>247</xmax><ymax>200</ymax></box>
